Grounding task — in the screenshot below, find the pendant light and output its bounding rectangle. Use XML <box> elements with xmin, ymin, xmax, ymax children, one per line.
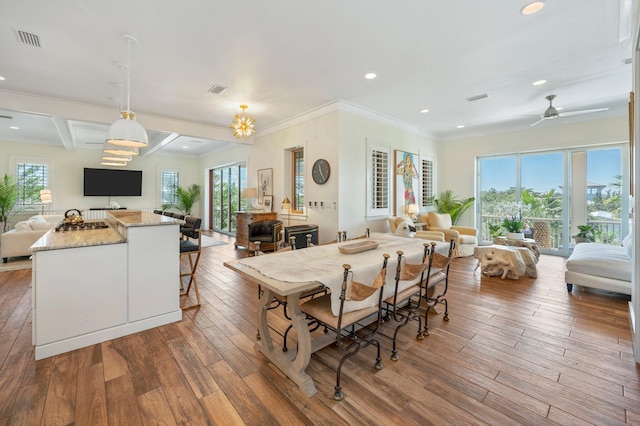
<box><xmin>105</xmin><ymin>34</ymin><xmax>148</xmax><ymax>148</ymax></box>
<box><xmin>230</xmin><ymin>104</ymin><xmax>256</xmax><ymax>139</ymax></box>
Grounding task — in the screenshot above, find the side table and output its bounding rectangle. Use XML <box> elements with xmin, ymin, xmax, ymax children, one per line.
<box><xmin>493</xmin><ymin>236</ymin><xmax>540</xmax><ymax>260</ymax></box>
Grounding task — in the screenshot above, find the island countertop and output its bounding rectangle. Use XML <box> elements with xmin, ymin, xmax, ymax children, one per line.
<box><xmin>107</xmin><ymin>210</ymin><xmax>183</xmax><ymax>227</ymax></box>
<box><xmin>31</xmin><ymin>224</ymin><xmax>126</xmax><ymax>252</ymax></box>
<box><xmin>31</xmin><ymin>210</ymin><xmax>183</xmax><ymax>253</ymax></box>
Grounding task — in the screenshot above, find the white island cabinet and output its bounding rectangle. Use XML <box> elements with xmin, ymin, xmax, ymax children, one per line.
<box><xmin>31</xmin><ymin>210</ymin><xmax>182</xmax><ymax>360</ymax></box>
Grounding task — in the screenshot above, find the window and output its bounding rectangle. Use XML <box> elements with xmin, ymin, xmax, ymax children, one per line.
<box><xmin>210</xmin><ymin>163</ymin><xmax>246</xmax><ymax>233</ymax></box>
<box><xmin>160</xmin><ymin>169</ymin><xmax>180</xmax><ymax>206</ymax></box>
<box><xmin>291</xmin><ymin>148</ymin><xmax>304</xmax><ymax>212</ymax></box>
<box><xmin>16</xmin><ymin>161</ymin><xmax>48</xmax><ymax>206</ymax></box>
<box><xmin>421</xmin><ymin>157</ymin><xmax>434</xmax><ymax>206</ymax></box>
<box><xmin>367</xmin><ymin>143</ymin><xmax>390</xmax><ymax>217</ymax></box>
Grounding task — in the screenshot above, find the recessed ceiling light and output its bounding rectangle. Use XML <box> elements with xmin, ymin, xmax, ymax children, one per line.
<box><xmin>182</xmin><ymin>146</ymin><xmax>189</xmax><ymax>149</ymax></box>
<box><xmin>420</xmin><ymin>109</ymin><xmax>430</xmax><ymax>113</ymax></box>
<box><xmin>364</xmin><ymin>73</ymin><xmax>376</xmax><ymax>79</ymax></box>
<box><xmin>9</xmin><ymin>126</ymin><xmax>19</xmax><ymax>130</ymax></box>
<box><xmin>457</xmin><ymin>125</ymin><xmax>465</xmax><ymax>129</ymax></box>
<box><xmin>0</xmin><ymin>76</ymin><xmax>5</xmax><ymax>81</ymax></box>
<box><xmin>532</xmin><ymin>79</ymin><xmax>547</xmax><ymax>86</ymax></box>
<box><xmin>521</xmin><ymin>1</ymin><xmax>544</xmax><ymax>15</ymax></box>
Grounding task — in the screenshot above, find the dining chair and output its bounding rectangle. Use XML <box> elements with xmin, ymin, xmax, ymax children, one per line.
<box><xmin>179</xmin><ymin>216</ymin><xmax>202</xmax><ymax>310</ymax></box>
<box><xmin>383</xmin><ymin>244</ymin><xmax>431</xmax><ymax>361</ymax></box>
<box><xmin>300</xmin><ymin>253</ymin><xmax>390</xmax><ymax>401</ymax></box>
<box><xmin>420</xmin><ymin>238</ymin><xmax>456</xmax><ymax>338</ymax></box>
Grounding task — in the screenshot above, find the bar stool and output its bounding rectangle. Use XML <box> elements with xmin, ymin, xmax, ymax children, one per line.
<box><xmin>180</xmin><ymin>216</ymin><xmax>202</xmax><ymax>310</ymax></box>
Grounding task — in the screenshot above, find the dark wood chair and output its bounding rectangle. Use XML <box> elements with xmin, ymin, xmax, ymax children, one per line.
<box><xmin>179</xmin><ymin>216</ymin><xmax>202</xmax><ymax>310</ymax></box>
<box><xmin>300</xmin><ymin>253</ymin><xmax>390</xmax><ymax>401</ymax></box>
<box><xmin>248</xmin><ymin>220</ymin><xmax>283</xmax><ymax>252</ymax></box>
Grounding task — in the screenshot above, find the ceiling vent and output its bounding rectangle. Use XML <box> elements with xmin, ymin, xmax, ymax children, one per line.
<box><xmin>15</xmin><ymin>29</ymin><xmax>42</xmax><ymax>48</ymax></box>
<box><xmin>208</xmin><ymin>84</ymin><xmax>227</xmax><ymax>95</ymax></box>
<box><xmin>466</xmin><ymin>93</ymin><xmax>489</xmax><ymax>102</ymax></box>
<box><xmin>0</xmin><ymin>115</ymin><xmax>13</xmax><ymax>120</ymax></box>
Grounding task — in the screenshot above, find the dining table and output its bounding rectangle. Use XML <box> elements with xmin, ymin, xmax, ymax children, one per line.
<box><xmin>223</xmin><ymin>232</ymin><xmax>450</xmax><ymax>397</ymax></box>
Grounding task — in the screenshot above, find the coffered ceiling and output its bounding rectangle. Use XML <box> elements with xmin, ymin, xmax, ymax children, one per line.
<box><xmin>0</xmin><ymin>0</ymin><xmax>635</xmax><ymax>158</ymax></box>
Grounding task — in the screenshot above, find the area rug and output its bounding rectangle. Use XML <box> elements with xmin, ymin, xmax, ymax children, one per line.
<box><xmin>201</xmin><ymin>235</ymin><xmax>228</xmax><ymax>248</ymax></box>
<box><xmin>0</xmin><ymin>258</ymin><xmax>32</xmax><ymax>272</ymax></box>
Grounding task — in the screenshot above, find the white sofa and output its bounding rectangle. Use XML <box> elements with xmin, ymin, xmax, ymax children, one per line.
<box><xmin>1</xmin><ymin>214</ymin><xmax>63</xmax><ymax>262</ymax></box>
<box><xmin>564</xmin><ymin>235</ymin><xmax>632</xmax><ymax>295</ymax></box>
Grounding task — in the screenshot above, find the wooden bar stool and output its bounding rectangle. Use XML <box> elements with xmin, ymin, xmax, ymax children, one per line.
<box><xmin>180</xmin><ymin>216</ymin><xmax>202</xmax><ymax>310</ymax></box>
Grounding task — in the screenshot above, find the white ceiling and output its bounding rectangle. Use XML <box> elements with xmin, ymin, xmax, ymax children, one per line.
<box><xmin>0</xmin><ymin>0</ymin><xmax>635</xmax><ymax>158</ymax></box>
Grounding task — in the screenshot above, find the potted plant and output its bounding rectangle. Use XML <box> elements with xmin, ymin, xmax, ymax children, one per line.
<box><xmin>433</xmin><ymin>190</ymin><xmax>475</xmax><ymax>225</ymax></box>
<box><xmin>573</xmin><ymin>224</ymin><xmax>597</xmax><ymax>244</ymax></box>
<box><xmin>174</xmin><ymin>184</ymin><xmax>201</xmax><ymax>215</ymax></box>
<box><xmin>488</xmin><ymin>223</ymin><xmax>503</xmax><ymax>243</ymax></box>
<box><xmin>0</xmin><ymin>174</ymin><xmax>18</xmax><ymax>233</ymax></box>
<box><xmin>502</xmin><ymin>215</ymin><xmax>524</xmax><ymax>240</ymax></box>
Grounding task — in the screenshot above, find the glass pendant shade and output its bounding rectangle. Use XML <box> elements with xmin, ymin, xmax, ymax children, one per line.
<box><xmin>101</xmin><ymin>154</ymin><xmax>132</xmax><ymax>162</ymax></box>
<box><xmin>103</xmin><ymin>143</ymin><xmax>139</xmax><ymax>156</ymax></box>
<box><xmin>106</xmin><ymin>111</ymin><xmax>148</xmax><ymax>148</ymax></box>
<box><xmin>100</xmin><ymin>160</ymin><xmax>128</xmax><ymax>166</ymax></box>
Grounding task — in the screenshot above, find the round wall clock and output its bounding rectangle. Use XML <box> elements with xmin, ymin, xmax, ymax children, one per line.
<box><xmin>312</xmin><ymin>159</ymin><xmax>330</xmax><ymax>185</ymax></box>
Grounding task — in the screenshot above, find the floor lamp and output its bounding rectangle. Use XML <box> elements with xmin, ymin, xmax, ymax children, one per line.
<box><xmin>40</xmin><ymin>189</ymin><xmax>52</xmax><ymax>214</ymax></box>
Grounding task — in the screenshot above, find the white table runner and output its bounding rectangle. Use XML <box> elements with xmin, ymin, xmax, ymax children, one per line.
<box><xmin>238</xmin><ymin>233</ymin><xmax>449</xmax><ymax>315</ymax></box>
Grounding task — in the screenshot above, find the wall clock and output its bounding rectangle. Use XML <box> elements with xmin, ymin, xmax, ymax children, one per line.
<box><xmin>312</xmin><ymin>159</ymin><xmax>330</xmax><ymax>185</ymax></box>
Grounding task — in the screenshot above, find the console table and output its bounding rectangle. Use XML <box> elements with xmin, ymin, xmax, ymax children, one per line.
<box><xmin>235</xmin><ymin>211</ymin><xmax>277</xmax><ymax>249</ymax></box>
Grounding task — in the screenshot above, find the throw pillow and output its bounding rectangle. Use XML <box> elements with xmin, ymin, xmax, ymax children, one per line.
<box><xmin>427</xmin><ymin>212</ymin><xmax>452</xmax><ymax>229</ymax></box>
<box><xmin>13</xmin><ymin>221</ymin><xmax>31</xmax><ymax>231</ymax></box>
<box><xmin>30</xmin><ymin>220</ymin><xmax>55</xmax><ymax>231</ymax></box>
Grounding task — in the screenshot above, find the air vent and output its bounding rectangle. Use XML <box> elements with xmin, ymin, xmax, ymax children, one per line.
<box><xmin>208</xmin><ymin>84</ymin><xmax>227</xmax><ymax>95</ymax></box>
<box><xmin>15</xmin><ymin>30</ymin><xmax>42</xmax><ymax>48</ymax></box>
<box><xmin>0</xmin><ymin>115</ymin><xmax>13</xmax><ymax>120</ymax></box>
<box><xmin>466</xmin><ymin>93</ymin><xmax>489</xmax><ymax>102</ymax></box>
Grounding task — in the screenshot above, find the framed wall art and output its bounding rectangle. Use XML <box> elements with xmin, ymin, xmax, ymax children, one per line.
<box><xmin>263</xmin><ymin>195</ymin><xmax>273</xmax><ymax>212</ymax></box>
<box><xmin>394</xmin><ymin>150</ymin><xmax>420</xmax><ymax>217</ymax></box>
<box><xmin>257</xmin><ymin>168</ymin><xmax>273</xmax><ymax>204</ymax></box>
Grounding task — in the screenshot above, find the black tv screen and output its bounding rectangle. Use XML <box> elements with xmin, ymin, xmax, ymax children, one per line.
<box><xmin>83</xmin><ymin>168</ymin><xmax>143</xmax><ymax>196</ymax></box>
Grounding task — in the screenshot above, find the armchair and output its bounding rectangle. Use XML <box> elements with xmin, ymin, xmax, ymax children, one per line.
<box><xmin>247</xmin><ymin>220</ymin><xmax>283</xmax><ymax>252</ymax></box>
<box><xmin>419</xmin><ymin>212</ymin><xmax>478</xmax><ymax>257</ymax></box>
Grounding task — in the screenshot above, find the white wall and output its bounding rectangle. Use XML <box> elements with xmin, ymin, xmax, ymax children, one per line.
<box><xmin>338</xmin><ymin>111</ymin><xmax>439</xmax><ymax>236</ymax></box>
<box><xmin>439</xmin><ymin>115</ymin><xmax>629</xmax><ymax>227</ymax></box>
<box><xmin>0</xmin><ymin>140</ymin><xmax>201</xmax><ymax>215</ymax></box>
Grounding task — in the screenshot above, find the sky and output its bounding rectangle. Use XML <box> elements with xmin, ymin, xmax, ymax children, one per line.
<box><xmin>480</xmin><ymin>148</ymin><xmax>622</xmax><ymax>193</ymax></box>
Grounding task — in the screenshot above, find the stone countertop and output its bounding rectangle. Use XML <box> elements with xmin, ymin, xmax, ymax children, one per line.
<box><xmin>107</xmin><ymin>210</ymin><xmax>183</xmax><ymax>227</ymax></box>
<box><xmin>31</xmin><ymin>223</ymin><xmax>126</xmax><ymax>252</ymax></box>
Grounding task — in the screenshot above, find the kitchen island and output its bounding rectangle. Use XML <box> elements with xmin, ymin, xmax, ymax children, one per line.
<box><xmin>31</xmin><ymin>210</ymin><xmax>182</xmax><ymax>360</ymax></box>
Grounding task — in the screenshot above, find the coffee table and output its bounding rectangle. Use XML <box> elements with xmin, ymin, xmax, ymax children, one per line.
<box><xmin>474</xmin><ymin>245</ymin><xmax>538</xmax><ymax>279</ymax></box>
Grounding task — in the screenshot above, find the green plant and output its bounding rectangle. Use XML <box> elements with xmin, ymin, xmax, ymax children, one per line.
<box><xmin>502</xmin><ymin>215</ymin><xmax>523</xmax><ymax>233</ymax></box>
<box><xmin>0</xmin><ymin>174</ymin><xmax>18</xmax><ymax>233</ymax></box>
<box><xmin>573</xmin><ymin>224</ymin><xmax>597</xmax><ymax>242</ymax></box>
<box><xmin>173</xmin><ymin>184</ymin><xmax>201</xmax><ymax>215</ymax></box>
<box><xmin>488</xmin><ymin>223</ymin><xmax>503</xmax><ymax>238</ymax></box>
<box><xmin>434</xmin><ymin>190</ymin><xmax>475</xmax><ymax>225</ymax></box>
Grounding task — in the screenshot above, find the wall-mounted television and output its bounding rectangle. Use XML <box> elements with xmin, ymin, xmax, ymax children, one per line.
<box><xmin>83</xmin><ymin>168</ymin><xmax>143</xmax><ymax>196</ymax></box>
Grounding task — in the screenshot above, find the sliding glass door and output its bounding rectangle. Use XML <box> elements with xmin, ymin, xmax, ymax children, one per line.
<box><xmin>478</xmin><ymin>145</ymin><xmax>625</xmax><ymax>256</ymax></box>
<box><xmin>209</xmin><ymin>163</ymin><xmax>247</xmax><ymax>234</ymax></box>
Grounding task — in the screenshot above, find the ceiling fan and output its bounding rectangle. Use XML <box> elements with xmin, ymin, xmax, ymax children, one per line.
<box><xmin>529</xmin><ymin>94</ymin><xmax>609</xmax><ymax>127</ymax></box>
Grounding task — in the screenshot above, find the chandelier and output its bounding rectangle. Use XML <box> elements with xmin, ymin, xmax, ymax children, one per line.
<box><xmin>105</xmin><ymin>34</ymin><xmax>148</xmax><ymax>149</ymax></box>
<box><xmin>230</xmin><ymin>104</ymin><xmax>255</xmax><ymax>139</ymax></box>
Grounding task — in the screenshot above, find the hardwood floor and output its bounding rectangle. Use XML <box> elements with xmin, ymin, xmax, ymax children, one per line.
<box><xmin>0</xmin><ymin>232</ymin><xmax>639</xmax><ymax>425</ymax></box>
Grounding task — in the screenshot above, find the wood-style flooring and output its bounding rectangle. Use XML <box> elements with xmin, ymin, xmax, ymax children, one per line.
<box><xmin>0</xmin><ymin>232</ymin><xmax>639</xmax><ymax>425</ymax></box>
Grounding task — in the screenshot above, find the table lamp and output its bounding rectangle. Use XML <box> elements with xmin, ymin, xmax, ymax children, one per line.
<box><xmin>242</xmin><ymin>187</ymin><xmax>258</xmax><ymax>210</ymax></box>
<box><xmin>40</xmin><ymin>189</ymin><xmax>52</xmax><ymax>214</ymax></box>
<box><xmin>407</xmin><ymin>203</ymin><xmax>420</xmax><ymax>222</ymax></box>
<box><xmin>281</xmin><ymin>197</ymin><xmax>291</xmax><ymax>226</ymax></box>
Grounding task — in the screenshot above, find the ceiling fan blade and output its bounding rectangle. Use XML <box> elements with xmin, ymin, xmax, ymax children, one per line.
<box><xmin>530</xmin><ymin>117</ymin><xmax>545</xmax><ymax>127</ymax></box>
<box><xmin>558</xmin><ymin>108</ymin><xmax>609</xmax><ymax>117</ymax></box>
